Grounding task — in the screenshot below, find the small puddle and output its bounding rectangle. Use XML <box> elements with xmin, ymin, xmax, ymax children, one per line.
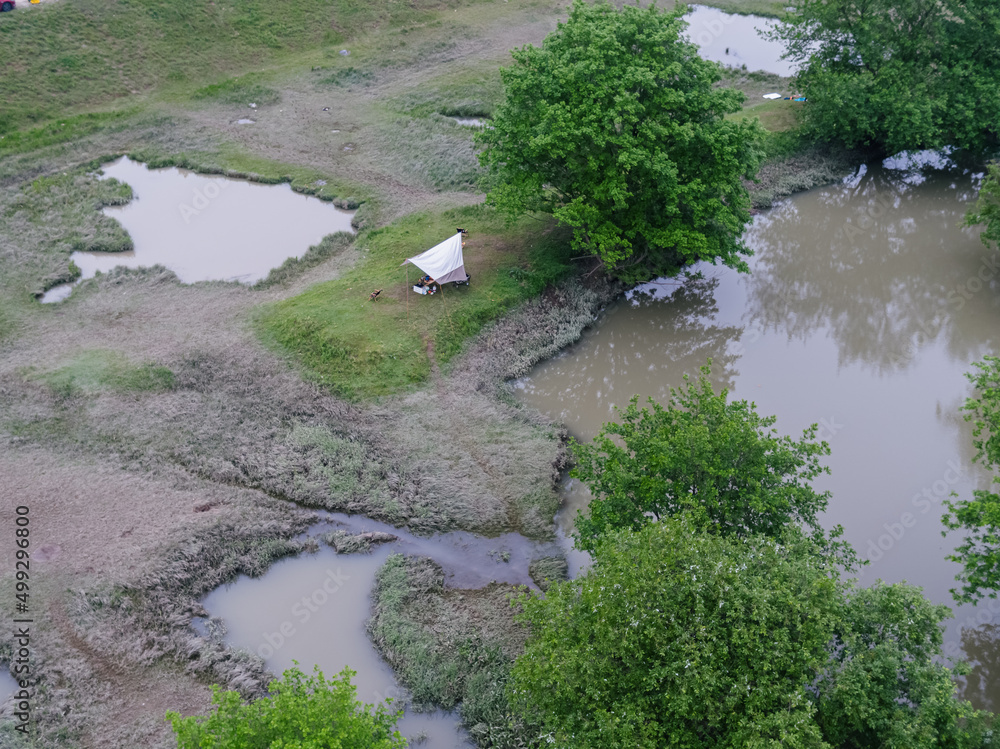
<box><xmin>199</xmin><ymin>514</ymin><xmax>562</xmax><ymax>749</ymax></box>
<box><xmin>683</xmin><ymin>5</ymin><xmax>794</xmax><ymax>76</ymax></box>
<box><xmin>39</xmin><ymin>283</ymin><xmax>75</xmax><ymax>304</ymax></box>
<box><xmin>0</xmin><ymin>668</ymin><xmax>18</xmax><ymax>705</ymax></box>
<box><xmin>41</xmin><ymin>157</ymin><xmax>355</xmax><ymax>302</ymax></box>
<box><xmin>234</xmin><ymin>118</ymin><xmax>256</xmax><ymax>125</ymax></box>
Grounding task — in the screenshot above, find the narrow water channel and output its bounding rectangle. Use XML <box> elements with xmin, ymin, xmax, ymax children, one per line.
<box><xmin>199</xmin><ymin>514</ymin><xmax>563</xmax><ymax>748</ymax></box>
<box><xmin>41</xmin><ymin>157</ymin><xmax>355</xmax><ymax>302</ymax></box>
<box><xmin>515</xmin><ymin>155</ymin><xmax>1000</xmax><ymax>710</ymax></box>
<box><xmin>200</xmin><ymin>545</ymin><xmax>471</xmax><ymax>747</ymax></box>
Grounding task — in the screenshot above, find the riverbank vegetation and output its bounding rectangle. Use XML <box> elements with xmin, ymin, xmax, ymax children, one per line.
<box><xmin>569</xmin><ymin>369</ymin><xmax>835</xmax><ymax>552</ymax></box>
<box><xmin>944</xmin><ymin>176</ymin><xmax>1000</xmax><ymax>603</ymax></box>
<box><xmin>373</xmin><ymin>376</ymin><xmax>997</xmax><ymax>746</ymax></box>
<box><xmin>508</xmin><ymin>376</ymin><xmax>993</xmax><ymax>746</ymax></box>
<box><xmin>168</xmin><ymin>666</ymin><xmax>406</xmax><ymax>749</ymax></box>
<box><xmin>369</xmin><ymin>555</ymin><xmax>534</xmax><ymax>749</ymax></box>
<box><xmin>967</xmin><ymin>164</ymin><xmax>1000</xmax><ymax>248</ymax></box>
<box><xmin>513</xmin><ymin>521</ymin><xmax>991</xmax><ymax>748</ymax></box>
<box><xmin>945</xmin><ymin>354</ymin><xmax>1000</xmax><ymax>604</ymax></box>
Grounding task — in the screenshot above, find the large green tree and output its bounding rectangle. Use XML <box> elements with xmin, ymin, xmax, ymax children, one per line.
<box><xmin>476</xmin><ymin>0</ymin><xmax>763</xmax><ymax>283</ymax></box>
<box><xmin>510</xmin><ymin>522</ymin><xmax>990</xmax><ymax>749</ymax></box>
<box><xmin>815</xmin><ymin>584</ymin><xmax>988</xmax><ymax>747</ymax></box>
<box><xmin>167</xmin><ymin>666</ymin><xmax>406</xmax><ymax>749</ymax></box>
<box><xmin>570</xmin><ymin>368</ymin><xmax>834</xmax><ymax>552</ymax></box>
<box><xmin>774</xmin><ymin>0</ymin><xmax>1000</xmax><ymax>154</ymax></box>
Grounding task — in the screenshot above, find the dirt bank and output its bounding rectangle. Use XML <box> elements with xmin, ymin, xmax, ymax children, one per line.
<box><xmin>0</xmin><ymin>442</ymin><xmax>313</xmax><ymax>746</ymax></box>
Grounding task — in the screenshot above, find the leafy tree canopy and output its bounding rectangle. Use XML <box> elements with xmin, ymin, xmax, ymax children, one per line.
<box><xmin>966</xmin><ymin>163</ymin><xmax>1000</xmax><ymax>249</ymax></box>
<box><xmin>944</xmin><ymin>354</ymin><xmax>1000</xmax><ymax>603</ymax></box>
<box><xmin>510</xmin><ymin>521</ymin><xmax>990</xmax><ymax>749</ymax></box>
<box><xmin>476</xmin><ymin>0</ymin><xmax>764</xmax><ymax>284</ymax></box>
<box><xmin>570</xmin><ymin>367</ymin><xmax>835</xmax><ymax>553</ymax></box>
<box><xmin>815</xmin><ymin>583</ymin><xmax>988</xmax><ymax>747</ymax></box>
<box><xmin>167</xmin><ymin>665</ymin><xmax>407</xmax><ymax>749</ymax></box>
<box><xmin>774</xmin><ymin>0</ymin><xmax>1000</xmax><ymax>154</ymax></box>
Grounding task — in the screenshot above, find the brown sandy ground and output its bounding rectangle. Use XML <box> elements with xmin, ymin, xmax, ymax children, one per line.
<box><xmin>0</xmin><ymin>443</ymin><xmax>315</xmax><ymax>747</ymax></box>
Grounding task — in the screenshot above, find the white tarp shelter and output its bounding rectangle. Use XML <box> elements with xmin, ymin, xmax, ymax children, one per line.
<box><xmin>401</xmin><ymin>231</ymin><xmax>467</xmax><ymax>284</ymax></box>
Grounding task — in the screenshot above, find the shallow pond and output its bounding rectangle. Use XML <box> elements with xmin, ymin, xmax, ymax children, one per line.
<box><xmin>41</xmin><ymin>157</ymin><xmax>355</xmax><ymax>302</ymax></box>
<box><xmin>515</xmin><ymin>155</ymin><xmax>1000</xmax><ymax>710</ymax></box>
<box><xmin>683</xmin><ymin>5</ymin><xmax>795</xmax><ymax>77</ymax></box>
<box><xmin>199</xmin><ymin>513</ymin><xmax>562</xmax><ymax>748</ymax></box>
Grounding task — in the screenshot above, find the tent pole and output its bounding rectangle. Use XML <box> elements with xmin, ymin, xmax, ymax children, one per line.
<box><xmin>406</xmin><ymin>265</ymin><xmax>410</xmax><ymax>323</ymax></box>
<box><xmin>439</xmin><ymin>276</ymin><xmax>456</xmax><ymax>338</ymax></box>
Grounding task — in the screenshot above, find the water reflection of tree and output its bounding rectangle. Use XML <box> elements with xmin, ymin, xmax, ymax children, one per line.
<box><xmin>522</xmin><ymin>276</ymin><xmax>741</xmax><ymax>434</ymax></box>
<box><xmin>936</xmin><ymin>390</ymin><xmax>998</xmax><ymax>494</ymax></box>
<box><xmin>959</xmin><ymin>623</ymin><xmax>1000</xmax><ymax>713</ymax></box>
<box><xmin>744</xmin><ymin>165</ymin><xmax>1000</xmax><ymax>374</ymax></box>
<box><xmin>625</xmin><ymin>276</ymin><xmax>741</xmax><ymax>396</ymax></box>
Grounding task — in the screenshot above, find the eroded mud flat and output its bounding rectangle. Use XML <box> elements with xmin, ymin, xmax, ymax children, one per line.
<box><xmin>199</xmin><ymin>515</ymin><xmax>563</xmax><ymax>749</ymax></box>
<box><xmin>684</xmin><ymin>5</ymin><xmax>795</xmax><ymax>76</ymax></box>
<box><xmin>515</xmin><ymin>155</ymin><xmax>1000</xmax><ymax>709</ymax></box>
<box><xmin>41</xmin><ymin>157</ymin><xmax>355</xmax><ymax>301</ymax></box>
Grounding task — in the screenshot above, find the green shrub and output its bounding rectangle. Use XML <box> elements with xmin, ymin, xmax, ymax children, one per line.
<box><xmin>167</xmin><ymin>666</ymin><xmax>406</xmax><ymax>748</ymax></box>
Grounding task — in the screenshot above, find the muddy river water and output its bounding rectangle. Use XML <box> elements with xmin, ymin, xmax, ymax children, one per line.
<box><xmin>515</xmin><ymin>153</ymin><xmax>1000</xmax><ymax>710</ymax></box>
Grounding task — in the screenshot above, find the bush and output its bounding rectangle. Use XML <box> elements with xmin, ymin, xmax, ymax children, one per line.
<box><xmin>167</xmin><ymin>665</ymin><xmax>406</xmax><ymax>748</ymax></box>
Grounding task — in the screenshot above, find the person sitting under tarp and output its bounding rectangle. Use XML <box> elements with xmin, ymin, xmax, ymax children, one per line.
<box><xmin>414</xmin><ymin>275</ymin><xmax>438</xmax><ymax>295</ymax></box>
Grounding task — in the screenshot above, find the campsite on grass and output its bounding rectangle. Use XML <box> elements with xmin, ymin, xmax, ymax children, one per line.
<box><xmin>403</xmin><ymin>229</ymin><xmax>471</xmax><ymax>296</ymax></box>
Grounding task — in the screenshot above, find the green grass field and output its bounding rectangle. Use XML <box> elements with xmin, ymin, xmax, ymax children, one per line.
<box><xmin>0</xmin><ymin>0</ymin><xmax>497</xmax><ymax>132</ymax></box>
<box><xmin>256</xmin><ymin>206</ymin><xmax>576</xmax><ymax>399</ymax></box>
<box><xmin>0</xmin><ymin>0</ymin><xmax>788</xmax><ymax>133</ymax></box>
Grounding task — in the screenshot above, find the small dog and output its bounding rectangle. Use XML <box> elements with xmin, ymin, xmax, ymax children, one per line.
<box><xmin>369</xmin><ymin>288</ymin><xmax>382</xmax><ymax>301</ymax></box>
